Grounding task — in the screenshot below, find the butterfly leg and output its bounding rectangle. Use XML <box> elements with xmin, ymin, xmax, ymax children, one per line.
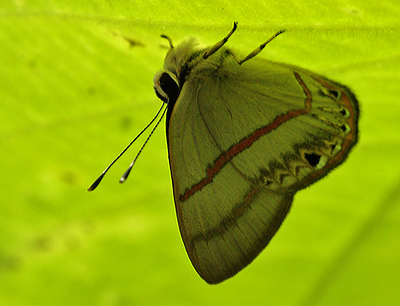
<box><xmin>235</xmin><ymin>29</ymin><xmax>286</xmax><ymax>65</ymax></box>
<box><xmin>203</xmin><ymin>22</ymin><xmax>238</xmax><ymax>59</ymax></box>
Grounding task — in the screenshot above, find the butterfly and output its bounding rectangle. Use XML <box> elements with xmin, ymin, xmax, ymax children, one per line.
<box><xmin>89</xmin><ymin>22</ymin><xmax>359</xmax><ymax>284</ymax></box>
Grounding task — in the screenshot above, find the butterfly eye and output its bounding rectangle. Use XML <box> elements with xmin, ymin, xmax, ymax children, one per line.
<box><xmin>153</xmin><ymin>72</ymin><xmax>180</xmax><ymax>103</ymax></box>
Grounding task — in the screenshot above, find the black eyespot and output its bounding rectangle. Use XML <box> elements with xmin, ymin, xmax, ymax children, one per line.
<box><xmin>159</xmin><ymin>72</ymin><xmax>179</xmax><ymax>101</ymax></box>
<box><xmin>304</xmin><ymin>152</ymin><xmax>321</xmax><ymax>167</ymax></box>
<box><xmin>318</xmin><ymin>88</ymin><xmax>340</xmax><ymax>100</ymax></box>
<box><xmin>340</xmin><ymin>124</ymin><xmax>348</xmax><ymax>132</ymax></box>
<box><xmin>339</xmin><ymin>108</ymin><xmax>348</xmax><ymax>116</ymax></box>
<box><xmin>264</xmin><ymin>180</ymin><xmax>273</xmax><ymax>186</ymax></box>
<box><xmin>329</xmin><ymin>89</ymin><xmax>340</xmax><ymax>99</ymax></box>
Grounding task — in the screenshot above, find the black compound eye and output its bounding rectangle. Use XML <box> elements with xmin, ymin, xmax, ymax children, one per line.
<box><xmin>157</xmin><ymin>72</ymin><xmax>179</xmax><ymax>102</ymax></box>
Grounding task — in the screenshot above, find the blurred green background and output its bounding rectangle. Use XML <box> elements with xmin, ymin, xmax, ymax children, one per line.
<box><xmin>1</xmin><ymin>0</ymin><xmax>399</xmax><ymax>305</ymax></box>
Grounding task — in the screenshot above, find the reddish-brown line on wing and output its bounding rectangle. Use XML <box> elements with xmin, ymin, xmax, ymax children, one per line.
<box><xmin>179</xmin><ymin>72</ymin><xmax>312</xmax><ymax>202</ymax></box>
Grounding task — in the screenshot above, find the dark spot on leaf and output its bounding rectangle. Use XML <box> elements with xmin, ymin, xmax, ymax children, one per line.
<box><xmin>0</xmin><ymin>253</ymin><xmax>20</xmax><ymax>271</ymax></box>
<box><xmin>60</xmin><ymin>171</ymin><xmax>77</xmax><ymax>185</ymax></box>
<box><xmin>33</xmin><ymin>236</ymin><xmax>52</xmax><ymax>251</ymax></box>
<box><xmin>87</xmin><ymin>87</ymin><xmax>96</xmax><ymax>95</ymax></box>
<box><xmin>120</xmin><ymin>116</ymin><xmax>131</xmax><ymax>130</ymax></box>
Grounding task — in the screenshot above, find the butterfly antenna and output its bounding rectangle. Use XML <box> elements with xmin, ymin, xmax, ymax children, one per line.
<box><xmin>87</xmin><ymin>103</ymin><xmax>166</xmax><ymax>191</ymax></box>
<box><xmin>119</xmin><ymin>104</ymin><xmax>168</xmax><ymax>184</ymax></box>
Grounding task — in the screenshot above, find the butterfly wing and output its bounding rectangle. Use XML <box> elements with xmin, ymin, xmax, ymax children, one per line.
<box><xmin>167</xmin><ymin>54</ymin><xmax>358</xmax><ymax>284</ymax></box>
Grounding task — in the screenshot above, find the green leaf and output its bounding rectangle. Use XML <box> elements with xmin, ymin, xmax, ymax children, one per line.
<box><xmin>1</xmin><ymin>1</ymin><xmax>399</xmax><ymax>305</ymax></box>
